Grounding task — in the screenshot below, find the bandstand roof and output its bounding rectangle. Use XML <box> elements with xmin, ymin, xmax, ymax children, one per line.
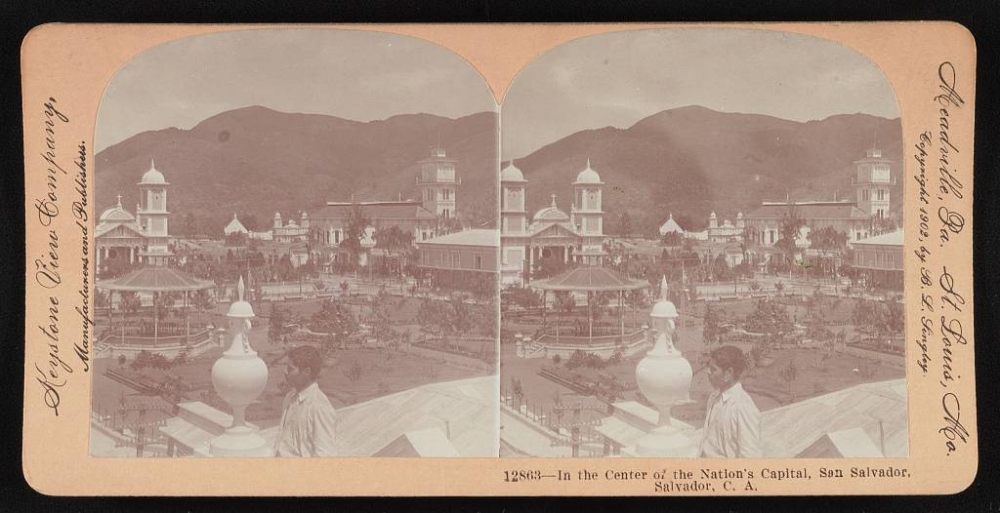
<box><xmin>96</xmin><ymin>266</ymin><xmax>214</xmax><ymax>292</ymax></box>
<box><xmin>530</xmin><ymin>266</ymin><xmax>649</xmax><ymax>292</ymax></box>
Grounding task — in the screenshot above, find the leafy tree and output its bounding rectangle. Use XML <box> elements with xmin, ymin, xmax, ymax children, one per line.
<box><xmin>775</xmin><ymin>205</ymin><xmax>805</xmax><ymax>274</ymax></box>
<box><xmin>153</xmin><ymin>292</ymin><xmax>181</xmax><ymax>321</ymax></box>
<box><xmin>745</xmin><ymin>299</ymin><xmax>793</xmax><ymax>345</ymax></box>
<box><xmin>374</xmin><ymin>225</ymin><xmax>415</xmax><ymax>276</ymax></box>
<box><xmin>565</xmin><ymin>349</ymin><xmax>587</xmax><ymax>370</ymax></box>
<box><xmin>852</xmin><ymin>299</ymin><xmax>904</xmax><ymax>342</ymax></box>
<box><xmin>119</xmin><ymin>291</ymin><xmax>141</xmax><ymax>314</ymax></box>
<box><xmin>807</xmin><ymin>226</ymin><xmax>848</xmax><ymax>274</ymax></box>
<box><xmin>553</xmin><ymin>291</ymin><xmax>576</xmax><ymax>314</ymax></box>
<box><xmin>310</xmin><ymin>298</ymin><xmax>360</xmax><ymax>351</ymax></box>
<box><xmin>590</xmin><ymin>291</ymin><xmax>614</xmax><ymax>320</ymax></box>
<box><xmin>241</xmin><ymin>213</ymin><xmax>259</xmax><ymax>233</ymax></box>
<box><xmin>341</xmin><ymin>203</ymin><xmax>371</xmax><ymax>270</ymax></box>
<box><xmin>661</xmin><ymin>231</ymin><xmax>683</xmax><ymax>247</ymax></box>
<box><xmin>502</xmin><ymin>285</ymin><xmax>541</xmax><ymax>310</ymax></box>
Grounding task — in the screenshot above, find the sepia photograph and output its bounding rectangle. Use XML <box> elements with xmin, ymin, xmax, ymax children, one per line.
<box><xmin>20</xmin><ymin>20</ymin><xmax>979</xmax><ymax>496</ymax></box>
<box><xmin>498</xmin><ymin>28</ymin><xmax>906</xmax><ymax>458</ymax></box>
<box><xmin>88</xmin><ymin>28</ymin><xmax>500</xmax><ymax>458</ymax></box>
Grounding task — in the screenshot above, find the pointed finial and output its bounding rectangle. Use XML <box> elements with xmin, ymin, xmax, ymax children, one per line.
<box><xmin>586</xmin><ymin>158</ymin><xmax>592</xmax><ymax>169</ymax></box>
<box><xmin>237</xmin><ymin>276</ymin><xmax>245</xmax><ymax>302</ymax></box>
<box><xmin>150</xmin><ymin>158</ymin><xmax>156</xmax><ymax>170</ymax></box>
<box><xmin>233</xmin><ymin>212</ymin><xmax>238</xmax><ymax>220</ymax></box>
<box><xmin>116</xmin><ymin>193</ymin><xmax>123</xmax><ymax>208</ymax></box>
<box><xmin>669</xmin><ymin>212</ymin><xmax>673</xmax><ymax>220</ymax></box>
<box><xmin>550</xmin><ymin>193</ymin><xmax>557</xmax><ymax>207</ymax></box>
<box><xmin>661</xmin><ymin>275</ymin><xmax>669</xmax><ymax>301</ymax></box>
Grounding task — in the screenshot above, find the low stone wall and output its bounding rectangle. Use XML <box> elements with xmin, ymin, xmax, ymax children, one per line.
<box><xmin>99</xmin><ymin>336</ymin><xmax>219</xmax><ymax>361</ymax></box>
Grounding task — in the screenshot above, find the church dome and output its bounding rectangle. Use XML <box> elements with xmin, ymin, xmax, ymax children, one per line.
<box><xmin>573</xmin><ymin>159</ymin><xmax>603</xmax><ymax>185</ymax></box>
<box><xmin>533</xmin><ymin>194</ymin><xmax>569</xmax><ymax>222</ymax></box>
<box><xmin>98</xmin><ymin>196</ymin><xmax>135</xmax><ymax>223</ymax></box>
<box><xmin>99</xmin><ymin>205</ymin><xmax>135</xmax><ymax>223</ymax></box>
<box><xmin>139</xmin><ymin>159</ymin><xmax>167</xmax><ymax>185</ymax></box>
<box><xmin>500</xmin><ymin>163</ymin><xmax>527</xmax><ymax>182</ymax></box>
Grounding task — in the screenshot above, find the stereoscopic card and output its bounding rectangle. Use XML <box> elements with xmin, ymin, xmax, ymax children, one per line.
<box><xmin>21</xmin><ymin>22</ymin><xmax>976</xmax><ymax>495</ymax></box>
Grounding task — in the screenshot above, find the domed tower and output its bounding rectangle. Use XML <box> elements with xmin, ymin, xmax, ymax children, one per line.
<box><xmin>709</xmin><ymin>211</ymin><xmax>718</xmax><ymax>229</ymax></box>
<box><xmin>416</xmin><ymin>147</ymin><xmax>460</xmax><ymax>220</ymax></box>
<box><xmin>137</xmin><ymin>159</ymin><xmax>171</xmax><ymax>265</ymax></box>
<box><xmin>500</xmin><ymin>162</ymin><xmax>528</xmax><ymax>236</ymax></box>
<box><xmin>571</xmin><ymin>159</ymin><xmax>606</xmax><ymax>265</ymax></box>
<box><xmin>273</xmin><ymin>211</ymin><xmax>282</xmax><ymax>230</ymax></box>
<box><xmin>500</xmin><ymin>162</ymin><xmax>530</xmax><ymax>285</ymax></box>
<box><xmin>854</xmin><ymin>144</ymin><xmax>892</xmax><ymax>220</ymax></box>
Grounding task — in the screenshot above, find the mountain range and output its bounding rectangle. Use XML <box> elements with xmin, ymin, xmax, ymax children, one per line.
<box><xmin>95</xmin><ymin>106</ymin><xmax>498</xmax><ymax>234</ymax></box>
<box><xmin>95</xmin><ymin>105</ymin><xmax>901</xmax><ymax>238</ymax></box>
<box><xmin>512</xmin><ymin>105</ymin><xmax>902</xmax><ymax>236</ymax></box>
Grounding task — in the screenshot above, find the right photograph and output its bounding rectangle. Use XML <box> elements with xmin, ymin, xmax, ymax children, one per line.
<box><xmin>498</xmin><ymin>28</ymin><xmax>906</xmax><ymax>458</ymax></box>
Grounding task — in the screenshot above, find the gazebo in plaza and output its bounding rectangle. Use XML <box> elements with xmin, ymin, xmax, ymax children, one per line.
<box><xmin>528</xmin><ymin>266</ymin><xmax>650</xmax><ymax>357</ymax></box>
<box><xmin>96</xmin><ymin>266</ymin><xmax>216</xmax><ymax>354</ymax></box>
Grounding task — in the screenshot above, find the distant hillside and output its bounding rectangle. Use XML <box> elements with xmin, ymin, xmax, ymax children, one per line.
<box><xmin>511</xmin><ymin>106</ymin><xmax>902</xmax><ymax>236</ymax></box>
<box><xmin>97</xmin><ymin>105</ymin><xmax>901</xmax><ymax>240</ymax></box>
<box><xmin>95</xmin><ymin>107</ymin><xmax>498</xmax><ymax>235</ymax></box>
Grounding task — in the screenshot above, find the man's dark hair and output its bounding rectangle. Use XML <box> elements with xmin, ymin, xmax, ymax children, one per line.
<box><xmin>710</xmin><ymin>345</ymin><xmax>748</xmax><ymax>380</ymax></box>
<box><xmin>288</xmin><ymin>345</ymin><xmax>323</xmax><ymax>381</ymax></box>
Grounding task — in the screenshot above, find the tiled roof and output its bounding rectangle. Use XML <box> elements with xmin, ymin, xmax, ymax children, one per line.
<box><xmin>312</xmin><ymin>201</ymin><xmax>437</xmax><ymax>221</ymax></box>
<box><xmin>745</xmin><ymin>202</ymin><xmax>870</xmax><ymax>221</ymax></box>
<box><xmin>417</xmin><ymin>229</ymin><xmax>499</xmax><ymax>247</ymax></box>
<box><xmin>853</xmin><ymin>230</ymin><xmax>904</xmax><ymax>247</ymax></box>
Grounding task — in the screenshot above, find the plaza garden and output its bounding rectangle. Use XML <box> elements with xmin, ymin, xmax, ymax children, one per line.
<box><xmin>92</xmin><ymin>284</ymin><xmax>496</xmax><ymax>428</ymax></box>
<box><xmin>499</xmin><ymin>287</ymin><xmax>904</xmax><ymax>429</ymax></box>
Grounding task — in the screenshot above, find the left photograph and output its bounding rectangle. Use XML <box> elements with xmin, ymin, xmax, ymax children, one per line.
<box><xmin>89</xmin><ymin>28</ymin><xmax>500</xmax><ymax>457</ymax></box>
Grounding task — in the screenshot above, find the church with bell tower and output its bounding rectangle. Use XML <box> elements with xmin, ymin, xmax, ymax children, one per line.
<box><xmin>500</xmin><ymin>158</ymin><xmax>608</xmax><ymax>286</ymax></box>
<box><xmin>95</xmin><ymin>159</ymin><xmax>175</xmax><ymax>275</ymax></box>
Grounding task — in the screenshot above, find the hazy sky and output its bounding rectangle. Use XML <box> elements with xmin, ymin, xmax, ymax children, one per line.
<box><xmin>502</xmin><ymin>28</ymin><xmax>900</xmax><ymax>160</ymax></box>
<box><xmin>96</xmin><ymin>29</ymin><xmax>496</xmax><ymax>152</ymax></box>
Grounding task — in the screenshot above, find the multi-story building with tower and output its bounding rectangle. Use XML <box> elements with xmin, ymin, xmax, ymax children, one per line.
<box><xmin>853</xmin><ymin>146</ymin><xmax>893</xmax><ymax>220</ymax></box>
<box><xmin>416</xmin><ymin>147</ymin><xmax>460</xmax><ymax>220</ymax></box>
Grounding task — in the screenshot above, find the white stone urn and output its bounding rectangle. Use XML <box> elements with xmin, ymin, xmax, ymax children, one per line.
<box><xmin>209</xmin><ymin>277</ymin><xmax>270</xmax><ymax>456</ymax></box>
<box><xmin>633</xmin><ymin>277</ymin><xmax>696</xmax><ymax>457</ymax></box>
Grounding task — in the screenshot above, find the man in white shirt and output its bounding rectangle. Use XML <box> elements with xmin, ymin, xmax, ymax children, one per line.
<box><xmin>274</xmin><ymin>345</ymin><xmax>338</xmax><ymax>457</ymax></box>
<box><xmin>700</xmin><ymin>345</ymin><xmax>762</xmax><ymax>458</ymax></box>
